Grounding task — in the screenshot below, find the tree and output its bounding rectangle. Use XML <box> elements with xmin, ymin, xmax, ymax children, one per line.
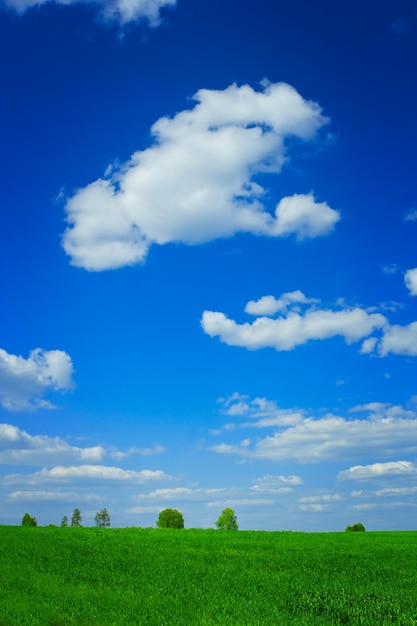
<box><xmin>345</xmin><ymin>522</ymin><xmax>366</xmax><ymax>532</ymax></box>
<box><xmin>61</xmin><ymin>515</ymin><xmax>68</xmax><ymax>527</ymax></box>
<box><xmin>95</xmin><ymin>508</ymin><xmax>111</xmax><ymax>528</ymax></box>
<box><xmin>156</xmin><ymin>508</ymin><xmax>184</xmax><ymax>529</ymax></box>
<box><xmin>71</xmin><ymin>508</ymin><xmax>82</xmax><ymax>527</ymax></box>
<box><xmin>21</xmin><ymin>512</ymin><xmax>37</xmax><ymax>527</ymax></box>
<box><xmin>216</xmin><ymin>508</ymin><xmax>238</xmax><ymax>530</ymax></box>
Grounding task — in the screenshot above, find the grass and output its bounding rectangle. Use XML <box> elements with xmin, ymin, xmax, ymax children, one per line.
<box><xmin>0</xmin><ymin>526</ymin><xmax>416</xmax><ymax>625</ymax></box>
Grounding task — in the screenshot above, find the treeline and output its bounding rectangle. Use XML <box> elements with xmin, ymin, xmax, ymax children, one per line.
<box><xmin>20</xmin><ymin>507</ymin><xmax>240</xmax><ymax>530</ymax></box>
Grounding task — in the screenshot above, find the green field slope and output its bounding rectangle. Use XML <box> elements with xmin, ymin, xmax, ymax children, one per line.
<box><xmin>0</xmin><ymin>526</ymin><xmax>416</xmax><ymax>625</ymax></box>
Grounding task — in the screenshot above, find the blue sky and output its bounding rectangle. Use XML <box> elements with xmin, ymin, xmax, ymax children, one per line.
<box><xmin>0</xmin><ymin>0</ymin><xmax>416</xmax><ymax>531</ymax></box>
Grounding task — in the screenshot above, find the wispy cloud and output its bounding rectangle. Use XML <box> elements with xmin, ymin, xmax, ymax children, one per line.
<box><xmin>211</xmin><ymin>396</ymin><xmax>417</xmax><ymax>464</ymax></box>
<box><xmin>0</xmin><ymin>347</ymin><xmax>74</xmax><ymax>412</ymax></box>
<box><xmin>62</xmin><ymin>82</ymin><xmax>338</xmax><ymax>271</ymax></box>
<box><xmin>0</xmin><ymin>423</ymin><xmax>105</xmax><ymax>465</ymax></box>
<box><xmin>3</xmin><ymin>465</ymin><xmax>171</xmax><ymax>486</ymax></box>
<box><xmin>404</xmin><ymin>208</ymin><xmax>417</xmax><ymax>222</ymax></box>
<box><xmin>2</xmin><ymin>0</ymin><xmax>177</xmax><ymax>26</ymax></box>
<box><xmin>0</xmin><ymin>422</ymin><xmax>163</xmax><ymax>466</ymax></box>
<box><xmin>202</xmin><ymin>290</ymin><xmax>417</xmax><ymax>357</ymax></box>
<box><xmin>338</xmin><ymin>461</ymin><xmax>417</xmax><ymax>481</ymax></box>
<box><xmin>8</xmin><ymin>490</ymin><xmax>103</xmax><ymax>502</ymax></box>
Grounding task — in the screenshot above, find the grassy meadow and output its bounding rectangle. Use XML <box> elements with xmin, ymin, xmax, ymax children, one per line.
<box><xmin>0</xmin><ymin>526</ymin><xmax>416</xmax><ymax>625</ymax></box>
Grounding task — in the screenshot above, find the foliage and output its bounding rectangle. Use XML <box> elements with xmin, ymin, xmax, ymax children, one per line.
<box><xmin>215</xmin><ymin>507</ymin><xmax>238</xmax><ymax>530</ymax></box>
<box><xmin>21</xmin><ymin>513</ymin><xmax>37</xmax><ymax>527</ymax></box>
<box><xmin>61</xmin><ymin>516</ymin><xmax>68</xmax><ymax>527</ymax></box>
<box><xmin>71</xmin><ymin>508</ymin><xmax>82</xmax><ymax>527</ymax></box>
<box><xmin>345</xmin><ymin>522</ymin><xmax>366</xmax><ymax>532</ymax></box>
<box><xmin>1</xmin><ymin>527</ymin><xmax>416</xmax><ymax>625</ymax></box>
<box><xmin>95</xmin><ymin>508</ymin><xmax>111</xmax><ymax>528</ymax></box>
<box><xmin>156</xmin><ymin>508</ymin><xmax>184</xmax><ymax>529</ymax></box>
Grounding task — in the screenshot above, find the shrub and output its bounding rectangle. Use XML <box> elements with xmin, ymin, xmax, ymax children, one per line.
<box><xmin>21</xmin><ymin>513</ymin><xmax>37</xmax><ymax>527</ymax></box>
<box><xmin>345</xmin><ymin>522</ymin><xmax>366</xmax><ymax>532</ymax></box>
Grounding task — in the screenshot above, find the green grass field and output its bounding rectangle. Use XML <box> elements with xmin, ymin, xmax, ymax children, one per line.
<box><xmin>0</xmin><ymin>526</ymin><xmax>416</xmax><ymax>625</ymax></box>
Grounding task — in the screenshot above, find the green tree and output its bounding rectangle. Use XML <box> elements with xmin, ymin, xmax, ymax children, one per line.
<box><xmin>345</xmin><ymin>522</ymin><xmax>366</xmax><ymax>532</ymax></box>
<box><xmin>61</xmin><ymin>515</ymin><xmax>68</xmax><ymax>527</ymax></box>
<box><xmin>21</xmin><ymin>513</ymin><xmax>37</xmax><ymax>527</ymax></box>
<box><xmin>71</xmin><ymin>508</ymin><xmax>82</xmax><ymax>527</ymax></box>
<box><xmin>156</xmin><ymin>508</ymin><xmax>184</xmax><ymax>529</ymax></box>
<box><xmin>216</xmin><ymin>508</ymin><xmax>238</xmax><ymax>530</ymax></box>
<box><xmin>95</xmin><ymin>508</ymin><xmax>111</xmax><ymax>528</ymax></box>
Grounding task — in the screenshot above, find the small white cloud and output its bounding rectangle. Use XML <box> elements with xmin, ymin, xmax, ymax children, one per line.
<box><xmin>2</xmin><ymin>0</ymin><xmax>177</xmax><ymax>26</ymax></box>
<box><xmin>298</xmin><ymin>493</ymin><xmax>341</xmax><ymax>503</ymax></box>
<box><xmin>251</xmin><ymin>474</ymin><xmax>303</xmax><ymax>493</ymax></box>
<box><xmin>404</xmin><ymin>268</ymin><xmax>417</xmax><ymax>296</ymax></box>
<box><xmin>379</xmin><ymin>321</ymin><xmax>417</xmax><ymax>357</ymax></box>
<box><xmin>404</xmin><ymin>208</ymin><xmax>417</xmax><ymax>222</ymax></box>
<box><xmin>202</xmin><ymin>295</ymin><xmax>386</xmax><ymax>352</ymax></box>
<box><xmin>134</xmin><ymin>487</ymin><xmax>226</xmax><ymax>501</ymax></box>
<box><xmin>381</xmin><ymin>264</ymin><xmax>399</xmax><ymax>275</ymax></box>
<box><xmin>0</xmin><ymin>347</ymin><xmax>74</xmax><ymax>412</ymax></box>
<box><xmin>299</xmin><ymin>503</ymin><xmax>327</xmax><ymax>512</ymax></box>
<box><xmin>245</xmin><ymin>291</ymin><xmax>319</xmax><ymax>316</ymax></box>
<box><xmin>338</xmin><ymin>461</ymin><xmax>417</xmax><ymax>481</ymax></box>
<box><xmin>62</xmin><ymin>82</ymin><xmax>337</xmax><ymax>271</ymax></box>
<box><xmin>272</xmin><ymin>194</ymin><xmax>340</xmax><ymax>239</ymax></box>
<box><xmin>111</xmin><ymin>445</ymin><xmax>165</xmax><ymax>460</ymax></box>
<box><xmin>359</xmin><ymin>337</ymin><xmax>377</xmax><ymax>354</ymax></box>
<box><xmin>218</xmin><ymin>394</ymin><xmax>304</xmax><ymax>428</ymax></box>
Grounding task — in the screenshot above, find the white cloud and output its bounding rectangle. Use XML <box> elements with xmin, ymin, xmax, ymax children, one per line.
<box><xmin>379</xmin><ymin>321</ymin><xmax>417</xmax><ymax>356</ymax></box>
<box><xmin>0</xmin><ymin>347</ymin><xmax>74</xmax><ymax>411</ymax></box>
<box><xmin>351</xmin><ymin>486</ymin><xmax>417</xmax><ymax>498</ymax></box>
<box><xmin>272</xmin><ymin>194</ymin><xmax>340</xmax><ymax>239</ymax></box>
<box><xmin>298</xmin><ymin>503</ymin><xmax>327</xmax><ymax>512</ymax></box>
<box><xmin>111</xmin><ymin>444</ymin><xmax>165</xmax><ymax>460</ymax></box>
<box><xmin>251</xmin><ymin>474</ymin><xmax>303</xmax><ymax>493</ymax></box>
<box><xmin>202</xmin><ymin>294</ymin><xmax>386</xmax><ymax>352</ymax></box>
<box><xmin>298</xmin><ymin>493</ymin><xmax>341</xmax><ymax>503</ymax></box>
<box><xmin>338</xmin><ymin>461</ymin><xmax>417</xmax><ymax>481</ymax></box>
<box><xmin>405</xmin><ymin>268</ymin><xmax>417</xmax><ymax>296</ymax></box>
<box><xmin>218</xmin><ymin>394</ymin><xmax>304</xmax><ymax>429</ymax></box>
<box><xmin>404</xmin><ymin>208</ymin><xmax>417</xmax><ymax>222</ymax></box>
<box><xmin>3</xmin><ymin>465</ymin><xmax>170</xmax><ymax>485</ymax></box>
<box><xmin>62</xmin><ymin>82</ymin><xmax>338</xmax><ymax>271</ymax></box>
<box><xmin>0</xmin><ymin>423</ymin><xmax>105</xmax><ymax>465</ymax></box>
<box><xmin>360</xmin><ymin>337</ymin><xmax>377</xmax><ymax>354</ymax></box>
<box><xmin>211</xmin><ymin>396</ymin><xmax>417</xmax><ymax>463</ymax></box>
<box><xmin>8</xmin><ymin>490</ymin><xmax>102</xmax><ymax>502</ymax></box>
<box><xmin>381</xmin><ymin>264</ymin><xmax>399</xmax><ymax>275</ymax></box>
<box><xmin>205</xmin><ymin>498</ymin><xmax>273</xmax><ymax>509</ymax></box>
<box><xmin>3</xmin><ymin>0</ymin><xmax>177</xmax><ymax>26</ymax></box>
<box><xmin>245</xmin><ymin>291</ymin><xmax>319</xmax><ymax>316</ymax></box>
<box><xmin>134</xmin><ymin>487</ymin><xmax>226</xmax><ymax>501</ymax></box>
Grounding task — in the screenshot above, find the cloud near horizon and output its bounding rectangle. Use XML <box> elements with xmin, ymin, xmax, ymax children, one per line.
<box><xmin>1</xmin><ymin>0</ymin><xmax>177</xmax><ymax>26</ymax></box>
<box><xmin>3</xmin><ymin>465</ymin><xmax>170</xmax><ymax>486</ymax></box>
<box><xmin>0</xmin><ymin>347</ymin><xmax>75</xmax><ymax>411</ymax></box>
<box><xmin>62</xmin><ymin>82</ymin><xmax>340</xmax><ymax>271</ymax></box>
<box><xmin>202</xmin><ymin>290</ymin><xmax>417</xmax><ymax>356</ymax></box>
<box><xmin>211</xmin><ymin>395</ymin><xmax>417</xmax><ymax>464</ymax></box>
